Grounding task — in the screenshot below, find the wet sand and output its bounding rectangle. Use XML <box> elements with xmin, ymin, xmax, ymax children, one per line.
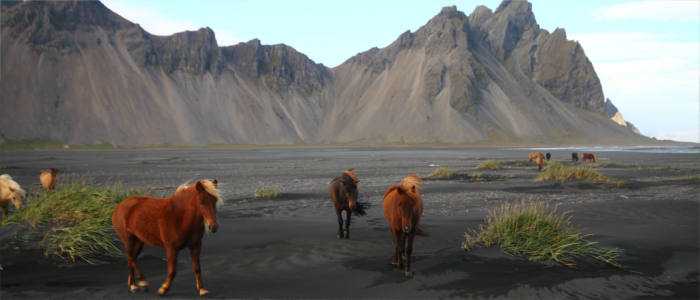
<box><xmin>0</xmin><ymin>147</ymin><xmax>698</xmax><ymax>299</ymax></box>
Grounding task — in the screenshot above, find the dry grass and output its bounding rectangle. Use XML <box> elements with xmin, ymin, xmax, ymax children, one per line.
<box><xmin>428</xmin><ymin>167</ymin><xmax>456</xmax><ymax>179</ymax></box>
<box><xmin>254</xmin><ymin>188</ymin><xmax>280</xmax><ymax>199</ymax></box>
<box><xmin>536</xmin><ymin>161</ymin><xmax>624</xmax><ymax>186</ymax></box>
<box><xmin>463</xmin><ymin>199</ymin><xmax>624</xmax><ymax>269</ymax></box>
<box><xmin>1</xmin><ymin>176</ymin><xmax>144</xmax><ymax>263</ymax></box>
<box><xmin>476</xmin><ymin>160</ymin><xmax>502</xmax><ymax>170</ymax></box>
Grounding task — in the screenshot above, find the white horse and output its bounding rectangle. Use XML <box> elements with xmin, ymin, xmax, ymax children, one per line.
<box><xmin>0</xmin><ymin>174</ymin><xmax>26</xmax><ymax>217</ymax></box>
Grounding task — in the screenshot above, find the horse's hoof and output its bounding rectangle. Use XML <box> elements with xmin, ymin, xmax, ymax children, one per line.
<box><xmin>138</xmin><ymin>280</ymin><xmax>149</xmax><ymax>287</ymax></box>
<box><xmin>158</xmin><ymin>286</ymin><xmax>168</xmax><ymax>295</ymax></box>
<box><xmin>405</xmin><ymin>270</ymin><xmax>413</xmax><ymax>277</ymax></box>
<box><xmin>129</xmin><ymin>285</ymin><xmax>138</xmax><ymax>293</ymax></box>
<box><xmin>336</xmin><ymin>234</ymin><xmax>342</xmax><ymax>239</ymax></box>
<box><xmin>199</xmin><ymin>288</ymin><xmax>209</xmax><ymax>296</ymax></box>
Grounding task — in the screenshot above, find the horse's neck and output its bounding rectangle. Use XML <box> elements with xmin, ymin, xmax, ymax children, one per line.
<box><xmin>168</xmin><ymin>192</ymin><xmax>202</xmax><ymax>221</ymax></box>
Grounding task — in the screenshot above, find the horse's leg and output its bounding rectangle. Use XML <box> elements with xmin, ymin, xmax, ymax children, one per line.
<box><xmin>158</xmin><ymin>247</ymin><xmax>179</xmax><ymax>295</ymax></box>
<box><xmin>391</xmin><ymin>229</ymin><xmax>400</xmax><ymax>267</ymax></box>
<box><xmin>131</xmin><ymin>240</ymin><xmax>148</xmax><ymax>290</ymax></box>
<box><xmin>344</xmin><ymin>209</ymin><xmax>352</xmax><ymax>239</ymax></box>
<box><xmin>336</xmin><ymin>210</ymin><xmax>344</xmax><ymax>239</ymax></box>
<box><xmin>1</xmin><ymin>203</ymin><xmax>8</xmax><ymax>218</ymax></box>
<box><xmin>399</xmin><ymin>232</ymin><xmax>407</xmax><ymax>269</ymax></box>
<box><xmin>124</xmin><ymin>235</ymin><xmax>138</xmax><ymax>293</ymax></box>
<box><xmin>404</xmin><ymin>232</ymin><xmax>415</xmax><ymax>277</ymax></box>
<box><xmin>189</xmin><ymin>243</ymin><xmax>208</xmax><ymax>296</ymax></box>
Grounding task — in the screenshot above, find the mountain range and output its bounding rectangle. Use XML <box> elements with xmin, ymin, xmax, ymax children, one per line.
<box><xmin>1</xmin><ymin>0</ymin><xmax>647</xmax><ymax>146</ymax></box>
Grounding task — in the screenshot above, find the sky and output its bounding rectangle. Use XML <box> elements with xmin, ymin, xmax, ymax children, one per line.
<box><xmin>101</xmin><ymin>0</ymin><xmax>699</xmax><ymax>143</ymax></box>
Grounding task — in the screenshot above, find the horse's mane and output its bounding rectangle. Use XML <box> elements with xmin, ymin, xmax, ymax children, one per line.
<box><xmin>0</xmin><ymin>174</ymin><xmax>25</xmax><ymax>198</ymax></box>
<box><xmin>343</xmin><ymin>169</ymin><xmax>359</xmax><ymax>186</ymax></box>
<box><xmin>199</xmin><ymin>180</ymin><xmax>223</xmax><ymax>207</ymax></box>
<box><xmin>174</xmin><ymin>180</ymin><xmax>223</xmax><ymax>207</ymax></box>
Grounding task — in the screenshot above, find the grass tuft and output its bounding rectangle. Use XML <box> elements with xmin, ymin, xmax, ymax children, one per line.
<box><xmin>469</xmin><ymin>173</ymin><xmax>485</xmax><ymax>181</ymax></box>
<box><xmin>1</xmin><ymin>176</ymin><xmax>144</xmax><ymax>263</ymax></box>
<box><xmin>476</xmin><ymin>160</ymin><xmax>502</xmax><ymax>170</ymax></box>
<box><xmin>672</xmin><ymin>175</ymin><xmax>699</xmax><ymax>182</ymax></box>
<box><xmin>463</xmin><ymin>199</ymin><xmax>624</xmax><ymax>269</ymax></box>
<box><xmin>536</xmin><ymin>161</ymin><xmax>623</xmax><ymax>186</ymax></box>
<box><xmin>428</xmin><ymin>167</ymin><xmax>456</xmax><ymax>179</ymax></box>
<box><xmin>254</xmin><ymin>188</ymin><xmax>280</xmax><ymax>199</ymax></box>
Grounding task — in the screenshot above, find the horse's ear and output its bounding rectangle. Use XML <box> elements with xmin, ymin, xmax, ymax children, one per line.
<box><xmin>195</xmin><ymin>181</ymin><xmax>205</xmax><ymax>193</ymax></box>
<box><xmin>9</xmin><ymin>187</ymin><xmax>15</xmax><ymax>192</ymax></box>
<box><xmin>411</xmin><ymin>185</ymin><xmax>416</xmax><ymax>193</ymax></box>
<box><xmin>212</xmin><ymin>179</ymin><xmax>218</xmax><ymax>187</ymax></box>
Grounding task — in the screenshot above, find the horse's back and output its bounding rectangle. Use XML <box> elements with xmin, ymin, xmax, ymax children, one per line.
<box><xmin>113</xmin><ymin>196</ymin><xmax>168</xmax><ymax>247</ymax></box>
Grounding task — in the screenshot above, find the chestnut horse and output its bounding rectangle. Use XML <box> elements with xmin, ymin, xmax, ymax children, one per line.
<box><xmin>582</xmin><ymin>153</ymin><xmax>597</xmax><ymax>163</ymax></box>
<box><xmin>40</xmin><ymin>168</ymin><xmax>59</xmax><ymax>192</ymax></box>
<box><xmin>383</xmin><ymin>174</ymin><xmax>429</xmax><ymax>277</ymax></box>
<box><xmin>0</xmin><ymin>174</ymin><xmax>25</xmax><ymax>218</ymax></box>
<box><xmin>571</xmin><ymin>152</ymin><xmax>579</xmax><ymax>162</ymax></box>
<box><xmin>536</xmin><ymin>154</ymin><xmax>544</xmax><ymax>172</ymax></box>
<box><xmin>329</xmin><ymin>169</ymin><xmax>359</xmax><ymax>239</ymax></box>
<box><xmin>112</xmin><ymin>179</ymin><xmax>222</xmax><ymax>296</ymax></box>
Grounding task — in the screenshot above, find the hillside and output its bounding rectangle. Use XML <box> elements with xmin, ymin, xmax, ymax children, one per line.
<box><xmin>0</xmin><ymin>0</ymin><xmax>646</xmax><ymax>146</ymax></box>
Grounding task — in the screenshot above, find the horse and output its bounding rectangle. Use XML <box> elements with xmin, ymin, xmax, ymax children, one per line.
<box><xmin>582</xmin><ymin>153</ymin><xmax>597</xmax><ymax>163</ymax></box>
<box><xmin>40</xmin><ymin>168</ymin><xmax>59</xmax><ymax>192</ymax></box>
<box><xmin>0</xmin><ymin>174</ymin><xmax>25</xmax><ymax>218</ymax></box>
<box><xmin>383</xmin><ymin>174</ymin><xmax>429</xmax><ymax>277</ymax></box>
<box><xmin>536</xmin><ymin>154</ymin><xmax>544</xmax><ymax>172</ymax></box>
<box><xmin>571</xmin><ymin>152</ymin><xmax>579</xmax><ymax>162</ymax></box>
<box><xmin>528</xmin><ymin>152</ymin><xmax>539</xmax><ymax>162</ymax></box>
<box><xmin>329</xmin><ymin>169</ymin><xmax>359</xmax><ymax>239</ymax></box>
<box><xmin>545</xmin><ymin>152</ymin><xmax>551</xmax><ymax>160</ymax></box>
<box><xmin>112</xmin><ymin>179</ymin><xmax>222</xmax><ymax>296</ymax></box>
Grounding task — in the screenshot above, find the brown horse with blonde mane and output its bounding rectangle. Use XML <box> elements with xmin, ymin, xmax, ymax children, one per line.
<box><xmin>329</xmin><ymin>169</ymin><xmax>359</xmax><ymax>239</ymax></box>
<box><xmin>582</xmin><ymin>153</ymin><xmax>597</xmax><ymax>163</ymax></box>
<box><xmin>112</xmin><ymin>179</ymin><xmax>222</xmax><ymax>296</ymax></box>
<box><xmin>383</xmin><ymin>174</ymin><xmax>429</xmax><ymax>277</ymax></box>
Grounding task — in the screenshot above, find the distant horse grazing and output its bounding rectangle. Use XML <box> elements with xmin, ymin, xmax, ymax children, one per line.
<box><xmin>112</xmin><ymin>179</ymin><xmax>222</xmax><ymax>296</ymax></box>
<box><xmin>545</xmin><ymin>152</ymin><xmax>551</xmax><ymax>160</ymax></box>
<box><xmin>582</xmin><ymin>153</ymin><xmax>597</xmax><ymax>163</ymax></box>
<box><xmin>528</xmin><ymin>152</ymin><xmax>539</xmax><ymax>162</ymax></box>
<box><xmin>40</xmin><ymin>168</ymin><xmax>60</xmax><ymax>192</ymax></box>
<box><xmin>571</xmin><ymin>152</ymin><xmax>579</xmax><ymax>162</ymax></box>
<box><xmin>383</xmin><ymin>174</ymin><xmax>429</xmax><ymax>277</ymax></box>
<box><xmin>329</xmin><ymin>169</ymin><xmax>359</xmax><ymax>239</ymax></box>
<box><xmin>0</xmin><ymin>174</ymin><xmax>25</xmax><ymax>218</ymax></box>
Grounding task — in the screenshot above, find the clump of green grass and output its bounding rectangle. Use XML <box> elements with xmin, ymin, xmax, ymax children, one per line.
<box><xmin>463</xmin><ymin>200</ymin><xmax>623</xmax><ymax>269</ymax></box>
<box><xmin>2</xmin><ymin>177</ymin><xmax>143</xmax><ymax>263</ymax></box>
<box><xmin>536</xmin><ymin>161</ymin><xmax>623</xmax><ymax>186</ymax></box>
<box><xmin>476</xmin><ymin>160</ymin><xmax>502</xmax><ymax>170</ymax></box>
<box><xmin>254</xmin><ymin>188</ymin><xmax>280</xmax><ymax>199</ymax></box>
<box><xmin>428</xmin><ymin>167</ymin><xmax>455</xmax><ymax>179</ymax></box>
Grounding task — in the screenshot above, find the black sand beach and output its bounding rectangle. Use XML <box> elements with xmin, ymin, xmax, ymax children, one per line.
<box><xmin>1</xmin><ymin>147</ymin><xmax>698</xmax><ymax>299</ymax></box>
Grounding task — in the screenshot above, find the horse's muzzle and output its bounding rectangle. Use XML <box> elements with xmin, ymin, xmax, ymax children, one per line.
<box><xmin>206</xmin><ymin>223</ymin><xmax>219</xmax><ymax>233</ymax></box>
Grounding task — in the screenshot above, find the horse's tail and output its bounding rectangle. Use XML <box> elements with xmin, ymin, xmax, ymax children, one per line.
<box><xmin>401</xmin><ymin>174</ymin><xmax>423</xmax><ymax>193</ymax></box>
<box><xmin>416</xmin><ymin>225</ymin><xmax>430</xmax><ymax>237</ymax></box>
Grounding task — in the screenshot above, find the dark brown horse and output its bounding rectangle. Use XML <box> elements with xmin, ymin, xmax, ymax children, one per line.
<box><xmin>112</xmin><ymin>179</ymin><xmax>222</xmax><ymax>296</ymax></box>
<box><xmin>582</xmin><ymin>153</ymin><xmax>597</xmax><ymax>162</ymax></box>
<box><xmin>571</xmin><ymin>152</ymin><xmax>579</xmax><ymax>162</ymax></box>
<box><xmin>383</xmin><ymin>174</ymin><xmax>429</xmax><ymax>277</ymax></box>
<box><xmin>329</xmin><ymin>169</ymin><xmax>359</xmax><ymax>239</ymax></box>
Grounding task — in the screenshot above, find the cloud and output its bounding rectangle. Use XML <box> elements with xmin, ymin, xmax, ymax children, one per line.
<box><xmin>569</xmin><ymin>32</ymin><xmax>698</xmax><ymax>62</ymax></box>
<box><xmin>654</xmin><ymin>130</ymin><xmax>700</xmax><ymax>143</ymax></box>
<box><xmin>593</xmin><ymin>0</ymin><xmax>700</xmax><ymax>21</ymax></box>
<box><xmin>568</xmin><ymin>32</ymin><xmax>699</xmax><ymax>142</ymax></box>
<box><xmin>101</xmin><ymin>0</ymin><xmax>240</xmax><ymax>46</ymax></box>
